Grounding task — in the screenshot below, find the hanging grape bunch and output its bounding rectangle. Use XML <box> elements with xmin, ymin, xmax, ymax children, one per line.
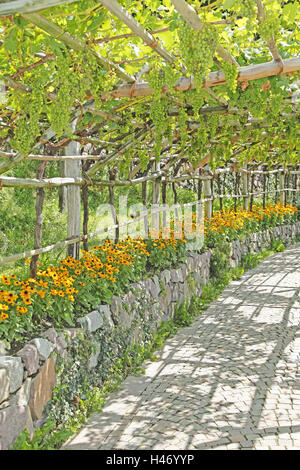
<box><xmin>178</xmin><ymin>22</ymin><xmax>218</xmax><ymax>88</ymax></box>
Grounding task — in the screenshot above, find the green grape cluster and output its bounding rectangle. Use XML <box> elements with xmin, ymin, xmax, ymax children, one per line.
<box><xmin>237</xmin><ymin>0</ymin><xmax>257</xmax><ymax>30</ymax></box>
<box><xmin>149</xmin><ymin>98</ymin><xmax>168</xmax><ymax>158</ymax></box>
<box><xmin>178</xmin><ymin>22</ymin><xmax>218</xmax><ymax>88</ymax></box>
<box><xmin>258</xmin><ymin>15</ymin><xmax>281</xmax><ymax>42</ymax></box>
<box><xmin>222</xmin><ymin>62</ymin><xmax>239</xmax><ymax>94</ymax></box>
<box><xmin>188</xmin><ymin>89</ymin><xmax>205</xmax><ymax>117</ymax></box>
<box><xmin>139</xmin><ymin>150</ymin><xmax>149</xmax><ymax>171</ymax></box>
<box><xmin>178</xmin><ymin>107</ymin><xmax>188</xmax><ymax>147</ymax></box>
<box><xmin>11</xmin><ymin>76</ymin><xmax>44</xmax><ymax>155</ymax></box>
<box><xmin>148</xmin><ymin>66</ymin><xmax>165</xmax><ymax>99</ymax></box>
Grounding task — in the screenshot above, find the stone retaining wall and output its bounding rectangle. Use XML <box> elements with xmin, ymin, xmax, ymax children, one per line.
<box><xmin>230</xmin><ymin>222</ymin><xmax>300</xmax><ymax>267</ymax></box>
<box><xmin>1</xmin><ymin>221</ymin><xmax>300</xmax><ymax>449</ymax></box>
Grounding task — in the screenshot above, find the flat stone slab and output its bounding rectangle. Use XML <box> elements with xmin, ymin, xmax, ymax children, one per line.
<box><xmin>63</xmin><ymin>243</ymin><xmax>300</xmax><ymax>451</ymax></box>
<box><xmin>0</xmin><ymin>405</ymin><xmax>33</xmax><ymax>450</ymax></box>
<box><xmin>0</xmin><ymin>356</ymin><xmax>23</xmax><ymax>393</ymax></box>
<box><xmin>28</xmin><ymin>357</ymin><xmax>56</xmax><ymax>421</ymax></box>
<box><xmin>0</xmin><ymin>369</ymin><xmax>10</xmax><ymax>404</ymax></box>
<box><xmin>30</xmin><ymin>338</ymin><xmax>55</xmax><ymax>361</ymax></box>
<box><xmin>78</xmin><ymin>310</ymin><xmax>104</xmax><ymax>332</ymax></box>
<box><xmin>16</xmin><ymin>344</ymin><xmax>39</xmax><ymax>376</ymax></box>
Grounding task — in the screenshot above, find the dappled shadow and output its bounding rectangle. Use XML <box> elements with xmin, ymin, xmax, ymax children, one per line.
<box><xmin>63</xmin><ymin>243</ymin><xmax>300</xmax><ymax>450</ymax></box>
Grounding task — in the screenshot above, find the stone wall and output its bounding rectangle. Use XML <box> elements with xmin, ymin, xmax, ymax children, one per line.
<box><xmin>230</xmin><ymin>222</ymin><xmax>300</xmax><ymax>267</ymax></box>
<box><xmin>1</xmin><ymin>221</ymin><xmax>300</xmax><ymax>449</ymax></box>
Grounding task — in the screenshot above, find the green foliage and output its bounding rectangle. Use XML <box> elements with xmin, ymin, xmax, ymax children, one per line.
<box><xmin>210</xmin><ymin>239</ymin><xmax>231</xmax><ymax>282</ymax></box>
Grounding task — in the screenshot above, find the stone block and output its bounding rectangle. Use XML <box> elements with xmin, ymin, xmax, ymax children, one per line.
<box><xmin>28</xmin><ymin>357</ymin><xmax>56</xmax><ymax>421</ymax></box>
<box><xmin>88</xmin><ymin>343</ymin><xmax>101</xmax><ymax>370</ymax></box>
<box><xmin>10</xmin><ymin>378</ymin><xmax>32</xmax><ymax>406</ymax></box>
<box><xmin>0</xmin><ymin>368</ymin><xmax>10</xmax><ymax>404</ymax></box>
<box><xmin>77</xmin><ymin>310</ymin><xmax>104</xmax><ymax>332</ymax></box>
<box><xmin>30</xmin><ymin>338</ymin><xmax>55</xmax><ymax>361</ymax></box>
<box><xmin>0</xmin><ymin>405</ymin><xmax>34</xmax><ymax>450</ymax></box>
<box><xmin>16</xmin><ymin>344</ymin><xmax>39</xmax><ymax>376</ymax></box>
<box><xmin>98</xmin><ymin>304</ymin><xmax>114</xmax><ymax>328</ymax></box>
<box><xmin>0</xmin><ymin>342</ymin><xmax>7</xmax><ymax>356</ymax></box>
<box><xmin>0</xmin><ymin>356</ymin><xmax>23</xmax><ymax>393</ymax></box>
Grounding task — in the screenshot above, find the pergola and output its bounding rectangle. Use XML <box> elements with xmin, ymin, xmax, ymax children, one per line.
<box><xmin>0</xmin><ymin>0</ymin><xmax>299</xmax><ymax>271</ymax></box>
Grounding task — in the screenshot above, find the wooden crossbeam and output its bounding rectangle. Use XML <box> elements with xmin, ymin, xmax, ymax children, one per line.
<box><xmin>0</xmin><ymin>0</ymin><xmax>79</xmax><ymax>15</ymax></box>
<box><xmin>110</xmin><ymin>57</ymin><xmax>300</xmax><ymax>98</ymax></box>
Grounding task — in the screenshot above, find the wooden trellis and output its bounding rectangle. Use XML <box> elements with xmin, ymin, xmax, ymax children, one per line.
<box><xmin>0</xmin><ymin>0</ymin><xmax>299</xmax><ymax>269</ymax></box>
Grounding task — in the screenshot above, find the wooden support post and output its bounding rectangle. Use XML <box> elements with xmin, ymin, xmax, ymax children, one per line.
<box><xmin>279</xmin><ymin>170</ymin><xmax>285</xmax><ymax>205</ymax></box>
<box><xmin>203</xmin><ymin>165</ymin><xmax>212</xmax><ymax>219</ymax></box>
<box><xmin>142</xmin><ymin>180</ymin><xmax>149</xmax><ymax>237</ymax></box>
<box><xmin>58</xmin><ymin>160</ymin><xmax>67</xmax><ymax>213</ymax></box>
<box><xmin>293</xmin><ymin>172</ymin><xmax>298</xmax><ymax>206</ymax></box>
<box><xmin>162</xmin><ymin>180</ymin><xmax>167</xmax><ymax>230</ymax></box>
<box><xmin>198</xmin><ymin>169</ymin><xmax>203</xmax><ymax>202</ymax></box>
<box><xmin>152</xmin><ymin>161</ymin><xmax>161</xmax><ymax>236</ymax></box>
<box><xmin>242</xmin><ymin>165</ymin><xmax>249</xmax><ymax>211</ymax></box>
<box><xmin>262</xmin><ymin>165</ymin><xmax>267</xmax><ymax>209</ymax></box>
<box><xmin>274</xmin><ymin>171</ymin><xmax>278</xmax><ymax>203</ymax></box>
<box><xmin>109</xmin><ymin>169</ymin><xmax>119</xmax><ymax>243</ymax></box>
<box><xmin>82</xmin><ymin>160</ymin><xmax>92</xmax><ymax>252</ymax></box>
<box><xmin>250</xmin><ymin>172</ymin><xmax>255</xmax><ymax>211</ymax></box>
<box><xmin>234</xmin><ymin>171</ymin><xmax>238</xmax><ymax>212</ymax></box>
<box><xmin>65</xmin><ymin>120</ymin><xmax>81</xmax><ymax>259</ymax></box>
<box><xmin>30</xmin><ymin>161</ymin><xmax>47</xmax><ymax>278</ymax></box>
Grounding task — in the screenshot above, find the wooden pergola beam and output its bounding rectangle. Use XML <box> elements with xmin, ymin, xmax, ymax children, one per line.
<box><xmin>110</xmin><ymin>57</ymin><xmax>300</xmax><ymax>98</ymax></box>
<box><xmin>0</xmin><ymin>0</ymin><xmax>78</xmax><ymax>15</ymax></box>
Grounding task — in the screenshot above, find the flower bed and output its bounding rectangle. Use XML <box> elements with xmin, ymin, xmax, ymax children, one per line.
<box><xmin>0</xmin><ymin>202</ymin><xmax>298</xmax><ymax>347</ymax></box>
<box><xmin>0</xmin><ymin>214</ymin><xmax>300</xmax><ymax>449</ymax></box>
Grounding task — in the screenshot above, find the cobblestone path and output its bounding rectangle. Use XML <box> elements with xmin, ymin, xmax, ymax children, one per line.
<box><xmin>63</xmin><ymin>244</ymin><xmax>300</xmax><ymax>450</ymax></box>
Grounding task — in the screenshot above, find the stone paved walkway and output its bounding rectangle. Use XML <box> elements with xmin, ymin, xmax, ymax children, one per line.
<box><xmin>63</xmin><ymin>243</ymin><xmax>300</xmax><ymax>450</ymax></box>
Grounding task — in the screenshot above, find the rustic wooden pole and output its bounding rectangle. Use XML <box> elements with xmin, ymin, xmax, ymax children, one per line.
<box><xmin>197</xmin><ymin>169</ymin><xmax>203</xmax><ymax>202</ymax></box>
<box><xmin>58</xmin><ymin>160</ymin><xmax>67</xmax><ymax>213</ymax></box>
<box><xmin>262</xmin><ymin>165</ymin><xmax>267</xmax><ymax>209</ymax></box>
<box><xmin>108</xmin><ymin>169</ymin><xmax>119</xmax><ymax>243</ymax></box>
<box><xmin>293</xmin><ymin>172</ymin><xmax>298</xmax><ymax>206</ymax></box>
<box><xmin>81</xmin><ymin>160</ymin><xmax>92</xmax><ymax>252</ymax></box>
<box><xmin>30</xmin><ymin>161</ymin><xmax>48</xmax><ymax>278</ymax></box>
<box><xmin>274</xmin><ymin>171</ymin><xmax>279</xmax><ymax>203</ymax></box>
<box><xmin>279</xmin><ymin>170</ymin><xmax>285</xmax><ymax>205</ymax></box>
<box><xmin>152</xmin><ymin>161</ymin><xmax>161</xmax><ymax>236</ymax></box>
<box><xmin>65</xmin><ymin>120</ymin><xmax>81</xmax><ymax>259</ymax></box>
<box><xmin>203</xmin><ymin>165</ymin><xmax>212</xmax><ymax>218</ymax></box>
<box><xmin>142</xmin><ymin>180</ymin><xmax>149</xmax><ymax>237</ymax></box>
<box><xmin>242</xmin><ymin>165</ymin><xmax>249</xmax><ymax>211</ymax></box>
<box><xmin>234</xmin><ymin>171</ymin><xmax>238</xmax><ymax>212</ymax></box>
<box><xmin>250</xmin><ymin>172</ymin><xmax>255</xmax><ymax>211</ymax></box>
<box><xmin>162</xmin><ymin>180</ymin><xmax>167</xmax><ymax>229</ymax></box>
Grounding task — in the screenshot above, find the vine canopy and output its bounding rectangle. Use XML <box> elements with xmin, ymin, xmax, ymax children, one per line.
<box><xmin>0</xmin><ymin>0</ymin><xmax>299</xmax><ymax>176</ymax></box>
